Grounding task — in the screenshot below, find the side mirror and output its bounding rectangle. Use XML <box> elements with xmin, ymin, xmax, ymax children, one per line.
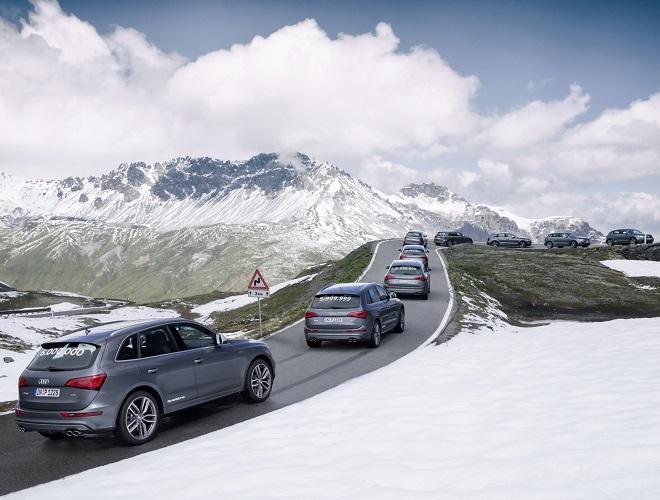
<box><xmin>390</xmin><ymin>292</ymin><xmax>397</xmax><ymax>299</ymax></box>
<box><xmin>385</xmin><ymin>266</ymin><xmax>390</xmax><ymax>270</ymax></box>
<box><xmin>426</xmin><ymin>249</ymin><xmax>430</xmax><ymax>253</ymax></box>
<box><xmin>397</xmin><ymin>248</ymin><xmax>402</xmax><ymax>252</ymax></box>
<box><xmin>215</xmin><ymin>332</ymin><xmax>226</xmax><ymax>346</ymax></box>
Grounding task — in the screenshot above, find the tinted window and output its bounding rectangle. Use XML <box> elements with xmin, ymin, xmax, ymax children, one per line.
<box><xmin>139</xmin><ymin>328</ymin><xmax>178</xmax><ymax>358</ymax></box>
<box><xmin>116</xmin><ymin>335</ymin><xmax>137</xmax><ymax>361</ymax></box>
<box><xmin>172</xmin><ymin>324</ymin><xmax>216</xmax><ymax>350</ymax></box>
<box><xmin>389</xmin><ymin>265</ymin><xmax>423</xmax><ymax>275</ymax></box>
<box><xmin>403</xmin><ymin>248</ymin><xmax>425</xmax><ymax>255</ymax></box>
<box><xmin>368</xmin><ymin>288</ymin><xmax>382</xmax><ymax>303</ymax></box>
<box><xmin>29</xmin><ymin>342</ymin><xmax>99</xmax><ymax>371</ymax></box>
<box><xmin>311</xmin><ymin>294</ymin><xmax>361</xmax><ymax>309</ymax></box>
<box><xmin>376</xmin><ymin>286</ymin><xmax>389</xmax><ymax>301</ymax></box>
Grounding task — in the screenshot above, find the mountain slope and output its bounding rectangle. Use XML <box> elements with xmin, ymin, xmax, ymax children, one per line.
<box><xmin>0</xmin><ymin>154</ymin><xmax>602</xmax><ymax>301</ymax></box>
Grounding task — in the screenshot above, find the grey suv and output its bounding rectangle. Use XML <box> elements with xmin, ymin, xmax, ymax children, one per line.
<box><xmin>304</xmin><ymin>283</ymin><xmax>404</xmax><ymax>348</ymax></box>
<box><xmin>15</xmin><ymin>319</ymin><xmax>275</xmax><ymax>445</ymax></box>
<box><xmin>487</xmin><ymin>233</ymin><xmax>532</xmax><ymax>248</ymax></box>
<box><xmin>384</xmin><ymin>260</ymin><xmax>430</xmax><ymax>299</ymax></box>
<box><xmin>606</xmin><ymin>229</ymin><xmax>654</xmax><ymax>246</ymax></box>
<box><xmin>544</xmin><ymin>233</ymin><xmax>591</xmax><ymax>248</ymax></box>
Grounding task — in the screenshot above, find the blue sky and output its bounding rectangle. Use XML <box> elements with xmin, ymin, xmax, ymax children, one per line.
<box><xmin>4</xmin><ymin>0</ymin><xmax>659</xmax><ymax>118</ymax></box>
<box><xmin>0</xmin><ymin>0</ymin><xmax>659</xmax><ymax>233</ymax></box>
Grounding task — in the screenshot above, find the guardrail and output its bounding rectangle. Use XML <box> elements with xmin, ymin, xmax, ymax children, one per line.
<box><xmin>0</xmin><ymin>307</ymin><xmax>51</xmax><ymax>316</ymax></box>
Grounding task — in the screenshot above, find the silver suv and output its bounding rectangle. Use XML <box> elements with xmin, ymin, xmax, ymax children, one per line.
<box><xmin>304</xmin><ymin>283</ymin><xmax>404</xmax><ymax>348</ymax></box>
<box><xmin>15</xmin><ymin>319</ymin><xmax>275</xmax><ymax>445</ymax></box>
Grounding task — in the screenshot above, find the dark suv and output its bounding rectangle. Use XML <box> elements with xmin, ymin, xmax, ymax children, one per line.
<box><xmin>606</xmin><ymin>229</ymin><xmax>654</xmax><ymax>246</ymax></box>
<box><xmin>434</xmin><ymin>231</ymin><xmax>473</xmax><ymax>247</ymax></box>
<box><xmin>544</xmin><ymin>233</ymin><xmax>591</xmax><ymax>248</ymax></box>
<box><xmin>304</xmin><ymin>283</ymin><xmax>404</xmax><ymax>348</ymax></box>
<box><xmin>15</xmin><ymin>319</ymin><xmax>275</xmax><ymax>445</ymax></box>
<box><xmin>487</xmin><ymin>233</ymin><xmax>532</xmax><ymax>248</ymax></box>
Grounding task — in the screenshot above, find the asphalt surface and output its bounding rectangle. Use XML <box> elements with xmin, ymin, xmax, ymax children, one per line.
<box><xmin>0</xmin><ymin>239</ymin><xmax>450</xmax><ymax>495</ymax></box>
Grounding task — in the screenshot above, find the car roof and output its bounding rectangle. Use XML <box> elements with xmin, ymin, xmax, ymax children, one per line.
<box><xmin>390</xmin><ymin>259</ymin><xmax>422</xmax><ymax>267</ymax></box>
<box><xmin>318</xmin><ymin>283</ymin><xmax>375</xmax><ymax>295</ymax></box>
<box><xmin>54</xmin><ymin>318</ymin><xmax>193</xmax><ymax>345</ymax></box>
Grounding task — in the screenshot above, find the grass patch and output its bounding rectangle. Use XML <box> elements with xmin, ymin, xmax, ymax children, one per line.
<box><xmin>445</xmin><ymin>244</ymin><xmax>660</xmax><ymax>325</ymax></box>
<box><xmin>209</xmin><ymin>242</ymin><xmax>374</xmax><ymax>338</ymax></box>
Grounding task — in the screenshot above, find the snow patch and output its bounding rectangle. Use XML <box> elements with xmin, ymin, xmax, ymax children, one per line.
<box><xmin>601</xmin><ymin>259</ymin><xmax>660</xmax><ymax>278</ymax></box>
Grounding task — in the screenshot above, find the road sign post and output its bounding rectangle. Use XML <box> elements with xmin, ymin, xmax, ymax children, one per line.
<box><xmin>247</xmin><ymin>269</ymin><xmax>270</xmax><ymax>337</ymax></box>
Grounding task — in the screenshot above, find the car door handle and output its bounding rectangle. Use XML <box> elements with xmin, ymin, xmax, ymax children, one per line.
<box><xmin>147</xmin><ymin>368</ymin><xmax>159</xmax><ymax>374</ymax></box>
<box><xmin>194</xmin><ymin>358</ymin><xmax>204</xmax><ymax>364</ymax></box>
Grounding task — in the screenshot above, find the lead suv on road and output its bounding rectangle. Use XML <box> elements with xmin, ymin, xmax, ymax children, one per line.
<box><xmin>404</xmin><ymin>231</ymin><xmax>427</xmax><ymax>247</ymax></box>
<box><xmin>487</xmin><ymin>233</ymin><xmax>532</xmax><ymax>248</ymax></box>
<box><xmin>304</xmin><ymin>283</ymin><xmax>404</xmax><ymax>348</ymax></box>
<box><xmin>15</xmin><ymin>319</ymin><xmax>275</xmax><ymax>445</ymax></box>
<box><xmin>398</xmin><ymin>244</ymin><xmax>430</xmax><ymax>271</ymax></box>
<box><xmin>544</xmin><ymin>233</ymin><xmax>591</xmax><ymax>248</ymax></box>
<box><xmin>606</xmin><ymin>229</ymin><xmax>654</xmax><ymax>246</ymax></box>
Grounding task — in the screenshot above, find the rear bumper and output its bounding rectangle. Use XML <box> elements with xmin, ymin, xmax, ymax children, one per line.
<box><xmin>304</xmin><ymin>327</ymin><xmax>370</xmax><ymax>342</ymax></box>
<box><xmin>15</xmin><ymin>404</ymin><xmax>116</xmax><ymax>434</ymax></box>
<box><xmin>384</xmin><ymin>284</ymin><xmax>427</xmax><ymax>295</ymax></box>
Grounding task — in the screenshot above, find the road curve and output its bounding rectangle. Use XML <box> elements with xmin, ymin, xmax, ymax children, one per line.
<box><xmin>0</xmin><ymin>239</ymin><xmax>450</xmax><ymax>495</ymax></box>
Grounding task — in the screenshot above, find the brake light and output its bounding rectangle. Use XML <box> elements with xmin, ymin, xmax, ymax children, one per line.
<box><xmin>60</xmin><ymin>411</ymin><xmax>103</xmax><ymax>418</ymax></box>
<box><xmin>347</xmin><ymin>310</ymin><xmax>368</xmax><ymax>319</ymax></box>
<box><xmin>65</xmin><ymin>373</ymin><xmax>107</xmax><ymax>391</ymax></box>
<box><xmin>384</xmin><ymin>274</ymin><xmax>395</xmax><ymax>280</ymax></box>
<box><xmin>304</xmin><ymin>311</ymin><xmax>318</xmax><ymax>318</ymax></box>
<box><xmin>414</xmin><ymin>275</ymin><xmax>427</xmax><ymax>281</ymax></box>
<box><xmin>18</xmin><ymin>377</ymin><xmax>27</xmax><ymax>388</ymax></box>
<box><xmin>15</xmin><ymin>408</ymin><xmax>25</xmax><ymax>417</ymax></box>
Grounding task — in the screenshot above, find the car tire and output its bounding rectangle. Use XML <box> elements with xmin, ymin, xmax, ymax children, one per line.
<box><xmin>570</xmin><ymin>240</ymin><xmax>578</xmax><ymax>248</ymax></box>
<box><xmin>306</xmin><ymin>338</ymin><xmax>322</xmax><ymax>348</ymax></box>
<box><xmin>447</xmin><ymin>240</ymin><xmax>454</xmax><ymax>247</ymax></box>
<box><xmin>492</xmin><ymin>241</ymin><xmax>500</xmax><ymax>247</ymax></box>
<box><xmin>368</xmin><ymin>321</ymin><xmax>382</xmax><ymax>348</ymax></box>
<box><xmin>629</xmin><ymin>237</ymin><xmax>637</xmax><ymax>245</ymax></box>
<box><xmin>116</xmin><ymin>391</ymin><xmax>160</xmax><ymax>446</ymax></box>
<box><xmin>518</xmin><ymin>241</ymin><xmax>526</xmax><ymax>248</ymax></box>
<box><xmin>242</xmin><ymin>358</ymin><xmax>273</xmax><ymax>403</ymax></box>
<box><xmin>39</xmin><ymin>431</ymin><xmax>67</xmax><ymax>440</ymax></box>
<box><xmin>606</xmin><ymin>239</ymin><xmax>614</xmax><ymax>246</ymax></box>
<box><xmin>545</xmin><ymin>241</ymin><xmax>553</xmax><ymax>248</ymax></box>
<box><xmin>393</xmin><ymin>310</ymin><xmax>405</xmax><ymax>333</ymax></box>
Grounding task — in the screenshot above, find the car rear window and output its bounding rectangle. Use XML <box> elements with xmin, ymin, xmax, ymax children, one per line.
<box><xmin>29</xmin><ymin>342</ymin><xmax>100</xmax><ymax>371</ymax></box>
<box><xmin>403</xmin><ymin>248</ymin><xmax>425</xmax><ymax>255</ymax></box>
<box><xmin>389</xmin><ymin>265</ymin><xmax>422</xmax><ymax>275</ymax></box>
<box><xmin>311</xmin><ymin>294</ymin><xmax>361</xmax><ymax>309</ymax></box>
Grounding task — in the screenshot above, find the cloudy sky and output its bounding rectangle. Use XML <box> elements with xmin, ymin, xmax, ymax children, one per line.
<box><xmin>1</xmin><ymin>0</ymin><xmax>659</xmax><ymax>233</ymax></box>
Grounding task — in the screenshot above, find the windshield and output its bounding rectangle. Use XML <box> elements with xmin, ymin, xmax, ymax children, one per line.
<box><xmin>29</xmin><ymin>342</ymin><xmax>100</xmax><ymax>371</ymax></box>
<box><xmin>633</xmin><ymin>230</ymin><xmax>643</xmax><ymax>234</ymax></box>
<box><xmin>389</xmin><ymin>265</ymin><xmax>422</xmax><ymax>275</ymax></box>
<box><xmin>311</xmin><ymin>294</ymin><xmax>361</xmax><ymax>309</ymax></box>
<box><xmin>403</xmin><ymin>248</ymin><xmax>425</xmax><ymax>255</ymax></box>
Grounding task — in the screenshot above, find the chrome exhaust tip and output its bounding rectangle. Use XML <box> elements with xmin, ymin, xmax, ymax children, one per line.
<box><xmin>65</xmin><ymin>429</ymin><xmax>81</xmax><ymax>437</ymax></box>
<box><xmin>17</xmin><ymin>426</ymin><xmax>27</xmax><ymax>433</ymax></box>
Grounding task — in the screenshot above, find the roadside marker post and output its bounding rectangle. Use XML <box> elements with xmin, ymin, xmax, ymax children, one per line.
<box><xmin>247</xmin><ymin>269</ymin><xmax>270</xmax><ymax>337</ymax></box>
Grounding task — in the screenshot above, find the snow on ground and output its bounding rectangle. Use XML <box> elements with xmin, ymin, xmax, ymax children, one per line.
<box><xmin>0</xmin><ymin>305</ymin><xmax>179</xmax><ymax>406</ymax></box>
<box><xmin>11</xmin><ymin>317</ymin><xmax>660</xmax><ymax>499</ymax></box>
<box><xmin>48</xmin><ymin>301</ymin><xmax>81</xmax><ymax>312</ymax></box>
<box><xmin>191</xmin><ymin>273</ymin><xmax>318</xmax><ymax>321</ymax></box>
<box><xmin>601</xmin><ymin>259</ymin><xmax>660</xmax><ymax>278</ymax></box>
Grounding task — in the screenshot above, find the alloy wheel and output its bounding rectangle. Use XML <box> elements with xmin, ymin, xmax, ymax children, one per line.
<box><xmin>125</xmin><ymin>396</ymin><xmax>158</xmax><ymax>441</ymax></box>
<box><xmin>250</xmin><ymin>362</ymin><xmax>272</xmax><ymax>399</ymax></box>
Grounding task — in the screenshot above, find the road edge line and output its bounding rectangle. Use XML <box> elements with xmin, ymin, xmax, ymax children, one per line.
<box><xmin>414</xmin><ymin>248</ymin><xmax>455</xmax><ymax>350</ymax></box>
<box><xmin>263</xmin><ymin>239</ymin><xmax>384</xmax><ymax>340</ymax></box>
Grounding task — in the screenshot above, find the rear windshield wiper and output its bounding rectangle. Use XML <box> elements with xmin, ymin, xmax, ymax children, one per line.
<box><xmin>45</xmin><ymin>366</ymin><xmax>67</xmax><ymax>371</ymax></box>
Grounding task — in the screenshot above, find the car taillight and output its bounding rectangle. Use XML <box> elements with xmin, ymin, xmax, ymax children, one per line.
<box><xmin>18</xmin><ymin>377</ymin><xmax>27</xmax><ymax>387</ymax></box>
<box><xmin>347</xmin><ymin>310</ymin><xmax>368</xmax><ymax>319</ymax></box>
<box><xmin>60</xmin><ymin>411</ymin><xmax>103</xmax><ymax>418</ymax></box>
<box><xmin>304</xmin><ymin>311</ymin><xmax>318</xmax><ymax>318</ymax></box>
<box><xmin>414</xmin><ymin>275</ymin><xmax>427</xmax><ymax>281</ymax></box>
<box><xmin>65</xmin><ymin>373</ymin><xmax>107</xmax><ymax>391</ymax></box>
<box><xmin>384</xmin><ymin>274</ymin><xmax>395</xmax><ymax>280</ymax></box>
<box><xmin>15</xmin><ymin>408</ymin><xmax>25</xmax><ymax>417</ymax></box>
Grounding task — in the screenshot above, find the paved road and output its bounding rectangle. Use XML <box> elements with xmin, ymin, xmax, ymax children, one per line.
<box><xmin>0</xmin><ymin>240</ymin><xmax>451</xmax><ymax>495</ymax></box>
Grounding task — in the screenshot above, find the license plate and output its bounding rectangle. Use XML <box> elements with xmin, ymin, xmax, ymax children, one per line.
<box><xmin>35</xmin><ymin>388</ymin><xmax>60</xmax><ymax>398</ymax></box>
<box><xmin>324</xmin><ymin>317</ymin><xmax>344</xmax><ymax>323</ymax></box>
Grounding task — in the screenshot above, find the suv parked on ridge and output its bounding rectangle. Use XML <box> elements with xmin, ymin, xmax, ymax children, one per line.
<box><xmin>606</xmin><ymin>229</ymin><xmax>654</xmax><ymax>246</ymax></box>
<box><xmin>487</xmin><ymin>233</ymin><xmax>532</xmax><ymax>248</ymax></box>
<box><xmin>15</xmin><ymin>319</ymin><xmax>275</xmax><ymax>445</ymax></box>
<box><xmin>434</xmin><ymin>231</ymin><xmax>473</xmax><ymax>247</ymax></box>
<box><xmin>304</xmin><ymin>283</ymin><xmax>404</xmax><ymax>348</ymax></box>
<box><xmin>544</xmin><ymin>233</ymin><xmax>591</xmax><ymax>248</ymax></box>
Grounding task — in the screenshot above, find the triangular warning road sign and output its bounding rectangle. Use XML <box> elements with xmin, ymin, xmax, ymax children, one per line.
<box><xmin>247</xmin><ymin>268</ymin><xmax>270</xmax><ymax>290</ymax></box>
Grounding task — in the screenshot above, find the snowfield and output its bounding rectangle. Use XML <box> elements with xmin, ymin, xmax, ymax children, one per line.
<box><xmin>601</xmin><ymin>259</ymin><xmax>660</xmax><ymax>278</ymax></box>
<box><xmin>10</xmin><ymin>317</ymin><xmax>660</xmax><ymax>499</ymax></box>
